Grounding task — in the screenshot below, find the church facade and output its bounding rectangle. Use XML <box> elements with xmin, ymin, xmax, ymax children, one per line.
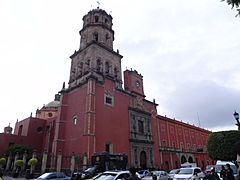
<box><xmin>0</xmin><ymin>8</ymin><xmax>212</xmax><ymax>171</ymax></box>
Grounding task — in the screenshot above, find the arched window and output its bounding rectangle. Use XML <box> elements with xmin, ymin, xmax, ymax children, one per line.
<box><xmin>114</xmin><ymin>67</ymin><xmax>118</xmax><ymax>78</ymax></box>
<box><xmin>93</xmin><ymin>32</ymin><xmax>98</xmax><ymax>42</ymax></box>
<box><xmin>94</xmin><ymin>16</ymin><xmax>99</xmax><ymax>22</ymax></box>
<box><xmin>105</xmin><ymin>33</ymin><xmax>110</xmax><ymax>43</ymax></box>
<box><xmin>73</xmin><ymin>116</ymin><xmax>78</xmax><ymax>125</ymax></box>
<box><xmin>105</xmin><ymin>62</ymin><xmax>109</xmax><ymax>74</ymax></box>
<box><xmin>96</xmin><ymin>59</ymin><xmax>101</xmax><ymax>72</ymax></box>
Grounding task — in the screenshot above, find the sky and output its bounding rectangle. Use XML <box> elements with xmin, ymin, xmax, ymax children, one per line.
<box><xmin>0</xmin><ymin>0</ymin><xmax>240</xmax><ymax>133</ymax></box>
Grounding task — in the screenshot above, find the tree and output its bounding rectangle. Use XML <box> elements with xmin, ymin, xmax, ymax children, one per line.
<box><xmin>28</xmin><ymin>158</ymin><xmax>38</xmax><ymax>174</ymax></box>
<box><xmin>207</xmin><ymin>130</ymin><xmax>240</xmax><ymax>160</ymax></box>
<box><xmin>222</xmin><ymin>0</ymin><xmax>240</xmax><ymax>17</ymax></box>
<box><xmin>15</xmin><ymin>160</ymin><xmax>24</xmax><ymax>169</ymax></box>
<box><xmin>6</xmin><ymin>144</ymin><xmax>33</xmax><ymax>155</ymax></box>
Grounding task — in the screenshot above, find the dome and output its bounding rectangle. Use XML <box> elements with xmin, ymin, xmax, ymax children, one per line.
<box><xmin>45</xmin><ymin>100</ymin><xmax>60</xmax><ymax>108</ymax></box>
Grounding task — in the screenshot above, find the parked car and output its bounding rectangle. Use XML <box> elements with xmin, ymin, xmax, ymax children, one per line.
<box><xmin>142</xmin><ymin>171</ymin><xmax>169</xmax><ymax>180</ymax></box>
<box><xmin>138</xmin><ymin>170</ymin><xmax>151</xmax><ymax>178</ymax></box>
<box><xmin>168</xmin><ymin>169</ymin><xmax>180</xmax><ymax>180</ymax></box>
<box><xmin>215</xmin><ymin>161</ymin><xmax>239</xmax><ymax>180</ymax></box>
<box><xmin>93</xmin><ymin>170</ymin><xmax>140</xmax><ymax>180</ymax></box>
<box><xmin>36</xmin><ymin>172</ymin><xmax>71</xmax><ymax>180</ymax></box>
<box><xmin>173</xmin><ymin>167</ymin><xmax>205</xmax><ymax>180</ymax></box>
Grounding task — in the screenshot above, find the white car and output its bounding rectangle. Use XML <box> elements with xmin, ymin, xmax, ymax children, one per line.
<box><xmin>168</xmin><ymin>169</ymin><xmax>180</xmax><ymax>180</ymax></box>
<box><xmin>36</xmin><ymin>172</ymin><xmax>71</xmax><ymax>180</ymax></box>
<box><xmin>173</xmin><ymin>167</ymin><xmax>205</xmax><ymax>180</ymax></box>
<box><xmin>142</xmin><ymin>171</ymin><xmax>169</xmax><ymax>180</ymax></box>
<box><xmin>93</xmin><ymin>170</ymin><xmax>141</xmax><ymax>180</ymax></box>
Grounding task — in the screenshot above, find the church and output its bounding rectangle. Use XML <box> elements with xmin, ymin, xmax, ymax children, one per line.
<box><xmin>0</xmin><ymin>7</ymin><xmax>212</xmax><ymax>172</ymax></box>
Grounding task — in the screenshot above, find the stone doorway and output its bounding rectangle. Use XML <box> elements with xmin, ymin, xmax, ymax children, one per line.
<box><xmin>140</xmin><ymin>151</ymin><xmax>147</xmax><ymax>169</ymax></box>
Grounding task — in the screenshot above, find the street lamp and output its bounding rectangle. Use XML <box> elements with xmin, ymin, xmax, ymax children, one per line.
<box><xmin>233</xmin><ymin>111</ymin><xmax>240</xmax><ymax>130</ymax></box>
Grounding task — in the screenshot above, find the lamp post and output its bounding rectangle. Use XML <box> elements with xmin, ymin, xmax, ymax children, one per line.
<box><xmin>233</xmin><ymin>111</ymin><xmax>240</xmax><ymax>130</ymax></box>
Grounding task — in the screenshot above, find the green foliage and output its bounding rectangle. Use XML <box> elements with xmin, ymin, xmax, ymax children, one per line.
<box><xmin>28</xmin><ymin>158</ymin><xmax>38</xmax><ymax>166</ymax></box>
<box><xmin>222</xmin><ymin>0</ymin><xmax>240</xmax><ymax>16</ymax></box>
<box><xmin>15</xmin><ymin>160</ymin><xmax>24</xmax><ymax>167</ymax></box>
<box><xmin>6</xmin><ymin>144</ymin><xmax>33</xmax><ymax>155</ymax></box>
<box><xmin>207</xmin><ymin>130</ymin><xmax>240</xmax><ymax>160</ymax></box>
<box><xmin>233</xmin><ymin>140</ymin><xmax>240</xmax><ymax>155</ymax></box>
<box><xmin>0</xmin><ymin>158</ymin><xmax>6</xmax><ymax>166</ymax></box>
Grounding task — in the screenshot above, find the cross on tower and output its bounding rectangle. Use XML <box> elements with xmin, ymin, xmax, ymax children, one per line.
<box><xmin>96</xmin><ymin>1</ymin><xmax>100</xmax><ymax>8</ymax></box>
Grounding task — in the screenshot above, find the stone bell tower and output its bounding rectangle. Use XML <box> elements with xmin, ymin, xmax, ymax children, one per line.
<box><xmin>68</xmin><ymin>7</ymin><xmax>123</xmax><ymax>89</ymax></box>
<box><xmin>51</xmin><ymin>8</ymin><xmax>124</xmax><ymax>168</ymax></box>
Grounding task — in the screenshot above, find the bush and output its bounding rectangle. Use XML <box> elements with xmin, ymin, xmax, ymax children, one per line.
<box><xmin>28</xmin><ymin>158</ymin><xmax>38</xmax><ymax>166</ymax></box>
<box><xmin>15</xmin><ymin>160</ymin><xmax>24</xmax><ymax>168</ymax></box>
<box><xmin>0</xmin><ymin>158</ymin><xmax>6</xmax><ymax>167</ymax></box>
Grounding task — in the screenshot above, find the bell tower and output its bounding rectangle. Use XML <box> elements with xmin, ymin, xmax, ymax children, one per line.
<box><xmin>68</xmin><ymin>8</ymin><xmax>123</xmax><ymax>90</ymax></box>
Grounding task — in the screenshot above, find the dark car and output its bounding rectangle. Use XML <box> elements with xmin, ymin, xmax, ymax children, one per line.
<box><xmin>36</xmin><ymin>172</ymin><xmax>71</xmax><ymax>180</ymax></box>
<box><xmin>138</xmin><ymin>170</ymin><xmax>151</xmax><ymax>178</ymax></box>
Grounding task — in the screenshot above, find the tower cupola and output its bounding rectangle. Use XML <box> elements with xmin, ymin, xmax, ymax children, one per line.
<box><xmin>79</xmin><ymin>8</ymin><xmax>114</xmax><ymax>50</ymax></box>
<box><xmin>68</xmin><ymin>8</ymin><xmax>123</xmax><ymax>90</ymax></box>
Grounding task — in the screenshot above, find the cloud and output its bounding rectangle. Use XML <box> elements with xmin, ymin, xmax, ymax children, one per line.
<box><xmin>161</xmin><ymin>80</ymin><xmax>240</xmax><ymax>130</ymax></box>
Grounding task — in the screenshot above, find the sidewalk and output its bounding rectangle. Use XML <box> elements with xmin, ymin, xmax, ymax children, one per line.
<box><xmin>3</xmin><ymin>176</ymin><xmax>27</xmax><ymax>180</ymax></box>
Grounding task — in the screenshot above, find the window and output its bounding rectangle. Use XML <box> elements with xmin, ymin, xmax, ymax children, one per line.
<box><xmin>104</xmin><ymin>92</ymin><xmax>114</xmax><ymax>106</ymax></box>
<box><xmin>37</xmin><ymin>127</ymin><xmax>43</xmax><ymax>134</ymax></box>
<box><xmin>172</xmin><ymin>142</ymin><xmax>176</xmax><ymax>148</ymax></box>
<box><xmin>48</xmin><ymin>112</ymin><xmax>53</xmax><ymax>117</ymax></box>
<box><xmin>73</xmin><ymin>116</ymin><xmax>78</xmax><ymax>125</ymax></box>
<box><xmin>96</xmin><ymin>59</ymin><xmax>101</xmax><ymax>72</ymax></box>
<box><xmin>114</xmin><ymin>67</ymin><xmax>118</xmax><ymax>78</ymax></box>
<box><xmin>180</xmin><ymin>142</ymin><xmax>184</xmax><ymax>150</ymax></box>
<box><xmin>105</xmin><ymin>18</ymin><xmax>108</xmax><ymax>24</ymax></box>
<box><xmin>105</xmin><ymin>62</ymin><xmax>109</xmax><ymax>74</ymax></box>
<box><xmin>95</xmin><ymin>16</ymin><xmax>99</xmax><ymax>22</ymax></box>
<box><xmin>93</xmin><ymin>33</ymin><xmax>98</xmax><ymax>41</ymax></box>
<box><xmin>106</xmin><ymin>97</ymin><xmax>112</xmax><ymax>104</ymax></box>
<box><xmin>162</xmin><ymin>140</ymin><xmax>166</xmax><ymax>147</ymax></box>
<box><xmin>138</xmin><ymin>120</ymin><xmax>144</xmax><ymax>133</ymax></box>
<box><xmin>105</xmin><ymin>143</ymin><xmax>113</xmax><ymax>153</ymax></box>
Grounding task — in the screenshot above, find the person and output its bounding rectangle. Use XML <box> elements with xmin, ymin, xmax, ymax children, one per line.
<box><xmin>152</xmin><ymin>174</ymin><xmax>157</xmax><ymax>180</ymax></box>
<box><xmin>220</xmin><ymin>165</ymin><xmax>227</xmax><ymax>180</ymax></box>
<box><xmin>127</xmin><ymin>167</ymin><xmax>141</xmax><ymax>180</ymax></box>
<box><xmin>209</xmin><ymin>167</ymin><xmax>220</xmax><ymax>180</ymax></box>
<box><xmin>226</xmin><ymin>164</ymin><xmax>234</xmax><ymax>180</ymax></box>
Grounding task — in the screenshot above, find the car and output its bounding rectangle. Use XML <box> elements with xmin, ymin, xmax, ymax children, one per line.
<box><xmin>215</xmin><ymin>161</ymin><xmax>239</xmax><ymax>180</ymax></box>
<box><xmin>138</xmin><ymin>170</ymin><xmax>151</xmax><ymax>178</ymax></box>
<box><xmin>173</xmin><ymin>167</ymin><xmax>205</xmax><ymax>180</ymax></box>
<box><xmin>36</xmin><ymin>172</ymin><xmax>71</xmax><ymax>180</ymax></box>
<box><xmin>168</xmin><ymin>169</ymin><xmax>180</xmax><ymax>180</ymax></box>
<box><xmin>93</xmin><ymin>170</ymin><xmax>141</xmax><ymax>180</ymax></box>
<box><xmin>142</xmin><ymin>171</ymin><xmax>169</xmax><ymax>180</ymax></box>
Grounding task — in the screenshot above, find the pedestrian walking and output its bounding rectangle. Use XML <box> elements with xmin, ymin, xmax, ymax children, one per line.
<box><xmin>220</xmin><ymin>165</ymin><xmax>227</xmax><ymax>180</ymax></box>
<box><xmin>226</xmin><ymin>164</ymin><xmax>234</xmax><ymax>180</ymax></box>
<box><xmin>127</xmin><ymin>167</ymin><xmax>141</xmax><ymax>180</ymax></box>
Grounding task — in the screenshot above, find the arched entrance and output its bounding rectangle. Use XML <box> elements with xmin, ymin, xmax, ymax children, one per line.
<box><xmin>188</xmin><ymin>156</ymin><xmax>193</xmax><ymax>163</ymax></box>
<box><xmin>181</xmin><ymin>155</ymin><xmax>187</xmax><ymax>164</ymax></box>
<box><xmin>140</xmin><ymin>151</ymin><xmax>147</xmax><ymax>169</ymax></box>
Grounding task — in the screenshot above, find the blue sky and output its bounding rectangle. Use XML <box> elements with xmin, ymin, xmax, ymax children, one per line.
<box><xmin>0</xmin><ymin>0</ymin><xmax>240</xmax><ymax>132</ymax></box>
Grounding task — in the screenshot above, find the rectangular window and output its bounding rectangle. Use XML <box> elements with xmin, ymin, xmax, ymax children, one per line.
<box><xmin>106</xmin><ymin>97</ymin><xmax>112</xmax><ymax>104</ymax></box>
<box><xmin>104</xmin><ymin>92</ymin><xmax>114</xmax><ymax>106</ymax></box>
<box><xmin>138</xmin><ymin>120</ymin><xmax>144</xmax><ymax>133</ymax></box>
<box><xmin>95</xmin><ymin>16</ymin><xmax>99</xmax><ymax>22</ymax></box>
